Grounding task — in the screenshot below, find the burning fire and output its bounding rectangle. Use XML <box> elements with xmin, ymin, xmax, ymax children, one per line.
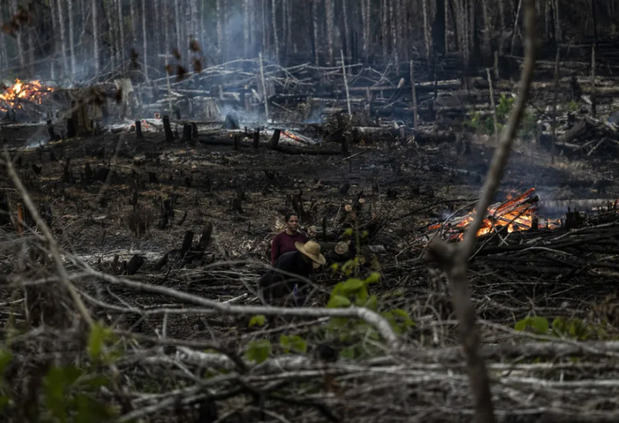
<box><xmin>0</xmin><ymin>79</ymin><xmax>54</xmax><ymax>112</ymax></box>
<box><xmin>282</xmin><ymin>130</ymin><xmax>304</xmax><ymax>142</ymax></box>
<box><xmin>429</xmin><ymin>188</ymin><xmax>563</xmax><ymax>241</ymax></box>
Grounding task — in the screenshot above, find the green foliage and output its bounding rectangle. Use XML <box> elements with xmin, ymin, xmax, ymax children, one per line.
<box><xmin>551</xmin><ymin>317</ymin><xmax>607</xmax><ymax>341</ymax></box>
<box><xmin>279</xmin><ymin>335</ymin><xmax>308</xmax><ymax>354</ymax></box>
<box><xmin>245</xmin><ymin>340</ymin><xmax>271</xmax><ymax>363</ymax></box>
<box><xmin>0</xmin><ymin>349</ymin><xmax>13</xmax><ymax>412</ymax></box>
<box><xmin>248</xmin><ymin>315</ymin><xmax>266</xmax><ymax>328</ymax></box>
<box><xmin>514</xmin><ymin>316</ymin><xmax>549</xmax><ymax>334</ymax></box>
<box><xmin>496</xmin><ymin>93</ymin><xmax>515</xmax><ymax>121</ymax></box>
<box><xmin>381</xmin><ymin>309</ymin><xmax>416</xmax><ymax>335</ymax></box>
<box><xmin>466</xmin><ymin>111</ymin><xmax>494</xmax><ymax>134</ymax></box>
<box><xmin>87</xmin><ymin>322</ymin><xmax>119</xmax><ymax>364</ymax></box>
<box><xmin>43</xmin><ymin>365</ymin><xmax>114</xmax><ymax>423</ymax></box>
<box><xmin>567</xmin><ymin>100</ymin><xmax>579</xmax><ymax>112</ymax></box>
<box><xmin>328</xmin><ymin>273</ymin><xmax>381</xmax><ymax>309</ymax></box>
<box><xmin>515</xmin><ymin>316</ymin><xmax>609</xmax><ymax>341</ymax></box>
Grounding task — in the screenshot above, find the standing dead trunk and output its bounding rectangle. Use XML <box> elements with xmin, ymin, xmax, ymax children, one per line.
<box><xmin>259</xmin><ymin>52</ymin><xmax>269</xmax><ymax>121</ymax></box>
<box><xmin>141</xmin><ymin>0</ymin><xmax>148</xmax><ymax>80</ymax></box>
<box><xmin>216</xmin><ymin>0</ymin><xmax>224</xmax><ymax>62</ymax></box>
<box><xmin>56</xmin><ymin>0</ymin><xmax>68</xmax><ymax>77</ymax></box>
<box><xmin>286</xmin><ymin>0</ymin><xmax>293</xmax><ymax>54</ymax></box>
<box><xmin>341</xmin><ymin>0</ymin><xmax>350</xmax><ymax>58</ymax></box>
<box><xmin>325</xmin><ymin>0</ymin><xmax>334</xmax><ymax>65</ymax></box>
<box><xmin>243</xmin><ymin>0</ymin><xmax>251</xmax><ymax>58</ymax></box>
<box><xmin>486</xmin><ymin>68</ymin><xmax>498</xmax><ymax>142</ymax></box>
<box><xmin>49</xmin><ymin>0</ymin><xmax>59</xmax><ymax>78</ymax></box>
<box><xmin>381</xmin><ymin>0</ymin><xmax>388</xmax><ymax>58</ymax></box>
<box><xmin>10</xmin><ymin>0</ymin><xmax>25</xmax><ymax>73</ymax></box>
<box><xmin>422</xmin><ymin>0</ymin><xmax>431</xmax><ymax>61</ymax></box>
<box><xmin>361</xmin><ymin>0</ymin><xmax>370</xmax><ymax>62</ymax></box>
<box><xmin>311</xmin><ymin>0</ymin><xmax>320</xmax><ymax>65</ymax></box>
<box><xmin>91</xmin><ymin>0</ymin><xmax>99</xmax><ymax>76</ymax></box>
<box><xmin>271</xmin><ymin>0</ymin><xmax>280</xmax><ymax>62</ymax></box>
<box><xmin>551</xmin><ymin>46</ymin><xmax>560</xmax><ymax>160</ymax></box>
<box><xmin>481</xmin><ymin>0</ymin><xmax>492</xmax><ymax>63</ymax></box>
<box><xmin>498</xmin><ymin>0</ymin><xmax>506</xmax><ymax>51</ymax></box>
<box><xmin>174</xmin><ymin>0</ymin><xmax>181</xmax><ymax>55</ymax></box>
<box><xmin>67</xmin><ymin>0</ymin><xmax>76</xmax><ymax>75</ymax></box>
<box><xmin>341</xmin><ymin>50</ymin><xmax>352</xmax><ymax>119</ymax></box>
<box><xmin>103</xmin><ymin>0</ymin><xmax>116</xmax><ymax>72</ymax></box>
<box><xmin>130</xmin><ymin>0</ymin><xmax>138</xmax><ymax>49</ymax></box>
<box><xmin>553</xmin><ymin>0</ymin><xmax>561</xmax><ymax>42</ymax></box>
<box><xmin>591</xmin><ymin>45</ymin><xmax>596</xmax><ymax>117</ymax></box>
<box><xmin>389</xmin><ymin>0</ymin><xmax>398</xmax><ymax>64</ymax></box>
<box><xmin>410</xmin><ymin>59</ymin><xmax>418</xmax><ymax>128</ymax></box>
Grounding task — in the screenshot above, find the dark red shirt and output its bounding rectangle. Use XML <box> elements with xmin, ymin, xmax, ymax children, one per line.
<box><xmin>271</xmin><ymin>231</ymin><xmax>308</xmax><ymax>264</ymax></box>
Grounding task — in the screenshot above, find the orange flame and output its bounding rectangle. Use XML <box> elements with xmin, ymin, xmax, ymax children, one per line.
<box><xmin>430</xmin><ymin>188</ymin><xmax>566</xmax><ymax>241</ymax></box>
<box><xmin>0</xmin><ymin>79</ymin><xmax>54</xmax><ymax>112</ymax></box>
<box><xmin>282</xmin><ymin>130</ymin><xmax>304</xmax><ymax>142</ymax></box>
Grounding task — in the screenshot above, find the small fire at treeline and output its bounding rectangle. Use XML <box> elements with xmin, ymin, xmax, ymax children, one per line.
<box><xmin>429</xmin><ymin>188</ymin><xmax>568</xmax><ymax>241</ymax></box>
<box><xmin>0</xmin><ymin>79</ymin><xmax>54</xmax><ymax>112</ymax></box>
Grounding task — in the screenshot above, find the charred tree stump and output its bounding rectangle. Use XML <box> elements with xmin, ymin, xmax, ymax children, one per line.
<box><xmin>182</xmin><ymin>123</ymin><xmax>192</xmax><ymax>143</ymax></box>
<box><xmin>253</xmin><ymin>129</ymin><xmax>260</xmax><ymax>149</ymax></box>
<box><xmin>163</xmin><ymin>115</ymin><xmax>174</xmax><ymax>142</ymax></box>
<box><xmin>269</xmin><ymin>129</ymin><xmax>281</xmax><ymax>149</ymax></box>
<box><xmin>191</xmin><ymin>123</ymin><xmax>198</xmax><ymax>145</ymax></box>
<box><xmin>233</xmin><ymin>134</ymin><xmax>241</xmax><ymax>150</ymax></box>
<box><xmin>158</xmin><ymin>197</ymin><xmax>175</xmax><ymax>229</ymax></box>
<box><xmin>135</xmin><ymin>120</ymin><xmax>143</xmax><ymax>139</ymax></box>
<box><xmin>197</xmin><ymin>222</ymin><xmax>213</xmax><ymax>250</ymax></box>
<box><xmin>0</xmin><ymin>192</ymin><xmax>10</xmax><ymax>226</ymax></box>
<box><xmin>126</xmin><ymin>255</ymin><xmax>145</xmax><ymax>275</ymax></box>
<box><xmin>62</xmin><ymin>158</ymin><xmax>72</xmax><ymax>183</ymax></box>
<box><xmin>47</xmin><ymin>120</ymin><xmax>59</xmax><ymax>141</ymax></box>
<box><xmin>342</xmin><ymin>135</ymin><xmax>350</xmax><ymax>155</ymax></box>
<box><xmin>181</xmin><ymin>231</ymin><xmax>194</xmax><ymax>256</ymax></box>
<box><xmin>66</xmin><ymin>118</ymin><xmax>76</xmax><ymax>138</ymax></box>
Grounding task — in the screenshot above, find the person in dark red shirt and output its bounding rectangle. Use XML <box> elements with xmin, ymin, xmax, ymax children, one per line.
<box><xmin>260</xmin><ymin>240</ymin><xmax>326</xmax><ymax>305</ymax></box>
<box><xmin>270</xmin><ymin>213</ymin><xmax>308</xmax><ymax>265</ymax></box>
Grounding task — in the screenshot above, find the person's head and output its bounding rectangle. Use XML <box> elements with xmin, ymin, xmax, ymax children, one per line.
<box><xmin>284</xmin><ymin>213</ymin><xmax>299</xmax><ymax>233</ymax></box>
<box><xmin>294</xmin><ymin>240</ymin><xmax>326</xmax><ymax>267</ymax></box>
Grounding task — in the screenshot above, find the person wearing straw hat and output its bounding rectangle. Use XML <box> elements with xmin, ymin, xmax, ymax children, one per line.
<box><xmin>270</xmin><ymin>213</ymin><xmax>308</xmax><ymax>265</ymax></box>
<box><xmin>259</xmin><ymin>240</ymin><xmax>326</xmax><ymax>306</ymax></box>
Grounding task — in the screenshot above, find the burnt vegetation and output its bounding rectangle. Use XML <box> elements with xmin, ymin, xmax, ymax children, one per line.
<box><xmin>1</xmin><ymin>1</ymin><xmax>619</xmax><ymax>422</ymax></box>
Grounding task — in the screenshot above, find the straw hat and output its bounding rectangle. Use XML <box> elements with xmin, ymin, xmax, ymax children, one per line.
<box><xmin>295</xmin><ymin>240</ymin><xmax>326</xmax><ymax>265</ymax></box>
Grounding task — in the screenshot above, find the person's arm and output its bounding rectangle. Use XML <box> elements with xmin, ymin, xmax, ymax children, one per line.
<box><xmin>270</xmin><ymin>235</ymin><xmax>280</xmax><ymax>265</ymax></box>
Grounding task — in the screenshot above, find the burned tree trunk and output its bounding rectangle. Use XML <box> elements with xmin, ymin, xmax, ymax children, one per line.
<box><xmin>325</xmin><ymin>0</ymin><xmax>334</xmax><ymax>65</ymax></box>
<box><xmin>56</xmin><ymin>0</ymin><xmax>69</xmax><ymax>76</ymax></box>
<box><xmin>271</xmin><ymin>0</ymin><xmax>280</xmax><ymax>62</ymax></box>
<box><xmin>91</xmin><ymin>0</ymin><xmax>99</xmax><ymax>75</ymax></box>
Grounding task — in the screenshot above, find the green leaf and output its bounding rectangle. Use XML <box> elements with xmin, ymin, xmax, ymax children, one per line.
<box><xmin>327</xmin><ymin>295</ymin><xmax>351</xmax><ymax>308</ymax></box>
<box><xmin>338</xmin><ymin>278</ymin><xmax>364</xmax><ymax>294</ymax></box>
<box><xmin>343</xmin><ymin>228</ymin><xmax>353</xmax><ymax>236</ymax></box>
<box><xmin>279</xmin><ymin>335</ymin><xmax>307</xmax><ymax>354</ymax></box>
<box><xmin>514</xmin><ymin>316</ymin><xmax>549</xmax><ymax>334</ymax></box>
<box><xmin>75</xmin><ymin>393</ymin><xmax>115</xmax><ymax>423</ymax></box>
<box><xmin>88</xmin><ymin>322</ymin><xmax>113</xmax><ymax>362</ymax></box>
<box><xmin>245</xmin><ymin>340</ymin><xmax>271</xmax><ymax>363</ymax></box>
<box><xmin>248</xmin><ymin>315</ymin><xmax>266</xmax><ymax>328</ymax></box>
<box><xmin>364</xmin><ymin>272</ymin><xmax>381</xmax><ymax>284</ymax></box>
<box><xmin>339</xmin><ymin>346</ymin><xmax>358</xmax><ymax>359</ymax></box>
<box><xmin>391</xmin><ymin>309</ymin><xmax>415</xmax><ymax>328</ymax></box>
<box><xmin>44</xmin><ymin>366</ymin><xmax>83</xmax><ymax>421</ymax></box>
<box><xmin>364</xmin><ymin>295</ymin><xmax>378</xmax><ymax>311</ymax></box>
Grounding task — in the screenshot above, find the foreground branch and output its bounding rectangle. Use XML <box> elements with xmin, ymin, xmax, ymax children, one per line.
<box><xmin>427</xmin><ymin>1</ymin><xmax>538</xmax><ymax>422</ymax></box>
